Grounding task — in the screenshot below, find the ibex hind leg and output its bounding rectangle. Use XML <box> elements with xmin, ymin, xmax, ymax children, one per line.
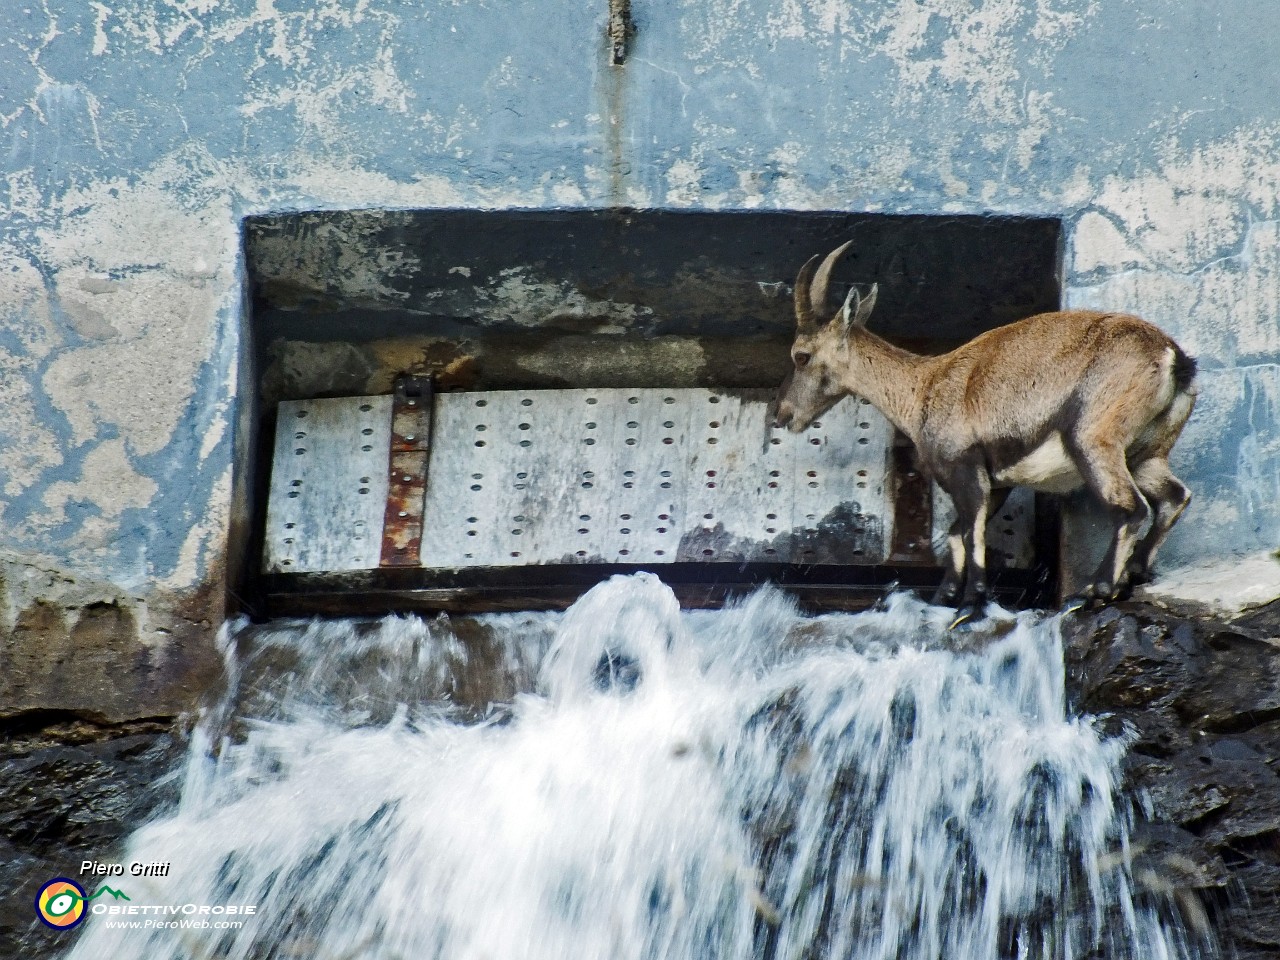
<box><xmin>1070</xmin><ymin>440</ymin><xmax>1152</xmax><ymax>602</ymax></box>
<box><xmin>1125</xmin><ymin>390</ymin><xmax>1196</xmax><ymax>586</ymax></box>
<box><xmin>1126</xmin><ymin>457</ymin><xmax>1191</xmax><ymax>586</ymax></box>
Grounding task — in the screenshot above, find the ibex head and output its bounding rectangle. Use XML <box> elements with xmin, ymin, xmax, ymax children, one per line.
<box><xmin>773</xmin><ymin>241</ymin><xmax>878</xmax><ymax>432</ymax></box>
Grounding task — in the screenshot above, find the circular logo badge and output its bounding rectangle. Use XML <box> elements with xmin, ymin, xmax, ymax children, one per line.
<box><xmin>35</xmin><ymin>878</ymin><xmax>87</xmax><ymax>930</ymax></box>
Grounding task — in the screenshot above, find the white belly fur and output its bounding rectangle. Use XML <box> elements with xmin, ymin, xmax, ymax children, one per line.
<box><xmin>993</xmin><ymin>432</ymin><xmax>1083</xmax><ymax>494</ymax></box>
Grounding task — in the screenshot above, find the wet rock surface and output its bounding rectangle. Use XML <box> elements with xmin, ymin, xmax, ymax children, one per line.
<box><xmin>1064</xmin><ymin>598</ymin><xmax>1280</xmax><ymax>960</ymax></box>
<box><xmin>0</xmin><ymin>715</ymin><xmax>184</xmax><ymax>960</ymax></box>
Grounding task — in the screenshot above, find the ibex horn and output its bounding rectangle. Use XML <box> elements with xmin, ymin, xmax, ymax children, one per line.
<box><xmin>793</xmin><ymin>254</ymin><xmax>822</xmax><ymax>332</ymax></box>
<box><xmin>809</xmin><ymin>240</ymin><xmax>855</xmax><ymax>318</ymax></box>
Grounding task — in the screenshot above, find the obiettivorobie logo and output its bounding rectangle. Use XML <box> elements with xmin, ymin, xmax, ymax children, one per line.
<box><xmin>35</xmin><ymin>872</ymin><xmax>259</xmax><ymax>934</ymax></box>
<box><xmin>35</xmin><ymin>878</ymin><xmax>131</xmax><ymax>930</ymax></box>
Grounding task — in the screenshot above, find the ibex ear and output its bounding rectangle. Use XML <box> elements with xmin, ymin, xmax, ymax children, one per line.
<box><xmin>839</xmin><ymin>283</ymin><xmax>878</xmax><ymax>334</ymax></box>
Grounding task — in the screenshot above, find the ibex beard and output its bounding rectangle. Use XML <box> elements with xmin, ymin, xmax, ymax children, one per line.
<box><xmin>775</xmin><ymin>241</ymin><xmax>1196</xmax><ymax>621</ymax></box>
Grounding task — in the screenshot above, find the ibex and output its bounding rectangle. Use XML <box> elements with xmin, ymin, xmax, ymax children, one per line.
<box><xmin>774</xmin><ymin>242</ymin><xmax>1196</xmax><ymax>620</ymax></box>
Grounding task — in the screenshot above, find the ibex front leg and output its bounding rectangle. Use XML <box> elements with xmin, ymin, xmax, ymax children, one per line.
<box><xmin>942</xmin><ymin>465</ymin><xmax>992</xmax><ymax>627</ymax></box>
<box><xmin>932</xmin><ymin>517</ymin><xmax>965</xmax><ymax>608</ymax></box>
<box><xmin>933</xmin><ymin>486</ymin><xmax>1013</xmax><ymax>610</ymax></box>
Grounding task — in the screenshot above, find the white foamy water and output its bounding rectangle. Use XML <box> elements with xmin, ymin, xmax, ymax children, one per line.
<box><xmin>68</xmin><ymin>574</ymin><xmax>1214</xmax><ymax>960</ymax></box>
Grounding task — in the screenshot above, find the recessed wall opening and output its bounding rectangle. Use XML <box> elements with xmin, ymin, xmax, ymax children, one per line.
<box><xmin>231</xmin><ymin>209</ymin><xmax>1063</xmax><ymax>616</ymax></box>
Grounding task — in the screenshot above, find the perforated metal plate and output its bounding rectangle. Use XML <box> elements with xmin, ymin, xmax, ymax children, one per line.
<box><xmin>419</xmin><ymin>389</ymin><xmax>892</xmax><ymax>568</ymax></box>
<box><xmin>263</xmin><ymin>397</ymin><xmax>393</xmax><ymax>573</ymax></box>
<box><xmin>261</xmin><ymin>388</ymin><xmax>1039</xmax><ymax>578</ymax></box>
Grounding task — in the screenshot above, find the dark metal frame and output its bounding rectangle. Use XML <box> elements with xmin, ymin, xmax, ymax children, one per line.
<box><xmin>236</xmin><ymin>207</ymin><xmax>1065</xmax><ymax>619</ymax></box>
<box><xmin>258</xmin><ymin>559</ymin><xmax>1055</xmax><ymax>618</ymax></box>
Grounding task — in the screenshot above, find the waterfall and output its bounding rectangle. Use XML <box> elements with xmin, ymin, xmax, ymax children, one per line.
<box><xmin>67</xmin><ymin>574</ymin><xmax>1214</xmax><ymax>960</ymax></box>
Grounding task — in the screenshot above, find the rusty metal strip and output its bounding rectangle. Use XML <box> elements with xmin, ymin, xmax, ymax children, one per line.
<box><xmin>609</xmin><ymin>0</ymin><xmax>633</xmax><ymax>65</ymax></box>
<box><xmin>888</xmin><ymin>432</ymin><xmax>934</xmax><ymax>564</ymax></box>
<box><xmin>381</xmin><ymin>376</ymin><xmax>433</xmax><ymax>566</ymax></box>
<box><xmin>390</xmin><ymin>375</ymin><xmax>432</xmax><ymax>451</ymax></box>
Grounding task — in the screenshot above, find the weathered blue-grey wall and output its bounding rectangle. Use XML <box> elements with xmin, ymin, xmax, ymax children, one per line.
<box><xmin>1</xmin><ymin>0</ymin><xmax>1278</xmax><ymax>707</ymax></box>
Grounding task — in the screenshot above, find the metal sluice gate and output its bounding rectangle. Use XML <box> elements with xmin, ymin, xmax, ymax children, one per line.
<box><xmin>260</xmin><ymin>379</ymin><xmax>1045</xmax><ymax>614</ymax></box>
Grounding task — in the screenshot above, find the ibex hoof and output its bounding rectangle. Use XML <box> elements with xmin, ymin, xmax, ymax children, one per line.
<box><xmin>1126</xmin><ymin>565</ymin><xmax>1154</xmax><ymax>588</ymax></box>
<box><xmin>1063</xmin><ymin>581</ymin><xmax>1114</xmax><ymax>611</ymax></box>
<box><xmin>948</xmin><ymin>605</ymin><xmax>984</xmax><ymax>630</ymax></box>
<box><xmin>1061</xmin><ymin>595</ymin><xmax>1090</xmax><ymax>614</ymax></box>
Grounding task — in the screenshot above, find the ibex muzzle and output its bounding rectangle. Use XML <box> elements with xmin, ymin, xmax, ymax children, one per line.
<box><xmin>776</xmin><ymin>242</ymin><xmax>1197</xmax><ymax>621</ymax></box>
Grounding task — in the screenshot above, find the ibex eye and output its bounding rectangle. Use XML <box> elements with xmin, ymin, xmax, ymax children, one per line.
<box><xmin>795</xmin><ymin>352</ymin><xmax>811</xmax><ymax>367</ymax></box>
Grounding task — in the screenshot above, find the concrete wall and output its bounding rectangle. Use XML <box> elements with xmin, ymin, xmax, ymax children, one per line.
<box><xmin>2</xmin><ymin>0</ymin><xmax>1278</xmax><ymax>714</ymax></box>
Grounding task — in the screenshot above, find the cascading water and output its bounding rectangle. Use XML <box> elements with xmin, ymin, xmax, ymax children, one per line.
<box><xmin>67</xmin><ymin>575</ymin><xmax>1215</xmax><ymax>960</ymax></box>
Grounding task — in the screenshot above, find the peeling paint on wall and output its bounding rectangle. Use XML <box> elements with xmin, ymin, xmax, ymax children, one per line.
<box><xmin>871</xmin><ymin>0</ymin><xmax>1095</xmax><ymax>162</ymax></box>
<box><xmin>1069</xmin><ymin>127</ymin><xmax>1280</xmax><ymax>367</ymax></box>
<box><xmin>0</xmin><ymin>150</ymin><xmax>238</xmax><ymax>587</ymax></box>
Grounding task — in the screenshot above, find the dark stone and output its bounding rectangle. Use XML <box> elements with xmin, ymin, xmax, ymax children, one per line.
<box><xmin>0</xmin><ymin>716</ymin><xmax>184</xmax><ymax>960</ymax></box>
<box><xmin>1233</xmin><ymin>598</ymin><xmax>1280</xmax><ymax>640</ymax></box>
<box><xmin>1216</xmin><ymin>860</ymin><xmax>1280</xmax><ymax>960</ymax></box>
<box><xmin>1238</xmin><ymin>719</ymin><xmax>1280</xmax><ymax>774</ymax></box>
<box><xmin>1065</xmin><ymin>599</ymin><xmax>1280</xmax><ymax>958</ymax></box>
<box><xmin>1127</xmin><ymin>822</ymin><xmax>1232</xmax><ymax>890</ymax></box>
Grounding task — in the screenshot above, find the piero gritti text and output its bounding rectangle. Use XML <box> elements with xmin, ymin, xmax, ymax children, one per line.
<box><xmin>81</xmin><ymin>860</ymin><xmax>172</xmax><ymax>878</ymax></box>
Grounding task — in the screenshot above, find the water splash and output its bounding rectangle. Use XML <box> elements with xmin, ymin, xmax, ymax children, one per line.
<box><xmin>68</xmin><ymin>574</ymin><xmax>1214</xmax><ymax>960</ymax></box>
